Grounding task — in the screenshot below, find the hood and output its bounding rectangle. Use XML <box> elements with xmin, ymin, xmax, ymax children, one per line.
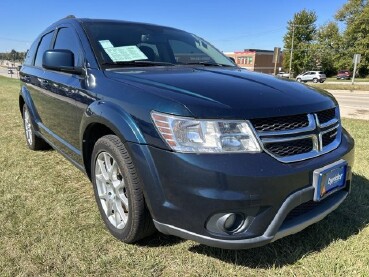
<box><xmin>104</xmin><ymin>67</ymin><xmax>337</xmax><ymax>119</ymax></box>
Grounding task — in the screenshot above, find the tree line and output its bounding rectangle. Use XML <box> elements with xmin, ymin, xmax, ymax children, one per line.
<box><xmin>0</xmin><ymin>49</ymin><xmax>26</xmax><ymax>63</ymax></box>
<box><xmin>283</xmin><ymin>0</ymin><xmax>369</xmax><ymax>77</ymax></box>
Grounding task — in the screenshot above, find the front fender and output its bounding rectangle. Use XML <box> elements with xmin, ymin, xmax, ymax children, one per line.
<box><xmin>79</xmin><ymin>100</ymin><xmax>146</xmax><ymax>146</ymax></box>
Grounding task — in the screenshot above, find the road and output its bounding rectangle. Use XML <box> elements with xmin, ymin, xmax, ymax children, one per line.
<box><xmin>0</xmin><ymin>66</ymin><xmax>19</xmax><ymax>79</ymax></box>
<box><xmin>328</xmin><ymin>90</ymin><xmax>369</xmax><ymax>120</ymax></box>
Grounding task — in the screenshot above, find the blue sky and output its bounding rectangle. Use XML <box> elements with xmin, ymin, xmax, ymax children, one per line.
<box><xmin>0</xmin><ymin>0</ymin><xmax>348</xmax><ymax>52</ymax></box>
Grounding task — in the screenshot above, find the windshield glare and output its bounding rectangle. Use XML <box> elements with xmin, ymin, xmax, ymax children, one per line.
<box><xmin>83</xmin><ymin>22</ymin><xmax>235</xmax><ymax>67</ymax></box>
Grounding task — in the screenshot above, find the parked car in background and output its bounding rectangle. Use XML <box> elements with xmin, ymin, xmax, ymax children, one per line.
<box><xmin>7</xmin><ymin>69</ymin><xmax>14</xmax><ymax>74</ymax></box>
<box><xmin>19</xmin><ymin>17</ymin><xmax>354</xmax><ymax>250</ymax></box>
<box><xmin>296</xmin><ymin>71</ymin><xmax>326</xmax><ymax>83</ymax></box>
<box><xmin>276</xmin><ymin>72</ymin><xmax>290</xmax><ymax>78</ymax></box>
<box><xmin>336</xmin><ymin>70</ymin><xmax>351</xmax><ymax>80</ymax></box>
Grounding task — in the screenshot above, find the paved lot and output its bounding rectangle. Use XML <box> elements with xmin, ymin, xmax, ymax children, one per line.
<box><xmin>328</xmin><ymin>90</ymin><xmax>369</xmax><ymax>120</ymax></box>
<box><xmin>0</xmin><ymin>66</ymin><xmax>19</xmax><ymax>79</ymax></box>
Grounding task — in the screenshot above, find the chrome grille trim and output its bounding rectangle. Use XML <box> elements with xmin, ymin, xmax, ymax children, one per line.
<box><xmin>315</xmin><ymin>108</ymin><xmax>339</xmax><ymax>128</ymax></box>
<box><xmin>250</xmin><ymin>107</ymin><xmax>341</xmax><ymax>163</ymax></box>
<box><xmin>255</xmin><ymin>114</ymin><xmax>316</xmax><ymax>137</ymax></box>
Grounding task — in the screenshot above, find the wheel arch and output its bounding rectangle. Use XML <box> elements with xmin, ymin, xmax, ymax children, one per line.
<box><xmin>19</xmin><ymin>95</ymin><xmax>25</xmax><ymax>117</ymax></box>
<box><xmin>80</xmin><ymin>101</ymin><xmax>147</xmax><ymax>179</ymax></box>
<box><xmin>19</xmin><ymin>87</ymin><xmax>41</xmax><ymax>132</ymax></box>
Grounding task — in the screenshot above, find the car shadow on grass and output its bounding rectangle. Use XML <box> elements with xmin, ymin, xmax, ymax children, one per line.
<box><xmin>188</xmin><ymin>173</ymin><xmax>369</xmax><ymax>268</ymax></box>
<box><xmin>136</xmin><ymin>232</ymin><xmax>184</xmax><ymax>247</ymax></box>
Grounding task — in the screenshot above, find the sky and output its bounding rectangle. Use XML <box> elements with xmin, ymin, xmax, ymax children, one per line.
<box><xmin>0</xmin><ymin>0</ymin><xmax>348</xmax><ymax>53</ymax></box>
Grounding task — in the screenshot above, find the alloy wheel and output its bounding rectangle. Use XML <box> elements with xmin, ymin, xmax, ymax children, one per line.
<box><xmin>95</xmin><ymin>151</ymin><xmax>129</xmax><ymax>229</ymax></box>
<box><xmin>24</xmin><ymin>108</ymin><xmax>33</xmax><ymax>145</ymax></box>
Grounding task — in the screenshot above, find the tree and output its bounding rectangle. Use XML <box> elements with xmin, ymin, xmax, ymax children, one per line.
<box><xmin>10</xmin><ymin>49</ymin><xmax>17</xmax><ymax>62</ymax></box>
<box><xmin>283</xmin><ymin>9</ymin><xmax>317</xmax><ymax>76</ymax></box>
<box><xmin>312</xmin><ymin>22</ymin><xmax>344</xmax><ymax>76</ymax></box>
<box><xmin>336</xmin><ymin>0</ymin><xmax>369</xmax><ymax>76</ymax></box>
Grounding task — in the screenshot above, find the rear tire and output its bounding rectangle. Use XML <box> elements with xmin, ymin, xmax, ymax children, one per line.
<box><xmin>91</xmin><ymin>135</ymin><xmax>155</xmax><ymax>243</ymax></box>
<box><xmin>22</xmin><ymin>104</ymin><xmax>49</xmax><ymax>150</ymax></box>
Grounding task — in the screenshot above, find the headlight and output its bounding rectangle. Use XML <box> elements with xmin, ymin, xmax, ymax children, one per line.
<box><xmin>151</xmin><ymin>111</ymin><xmax>261</xmax><ymax>153</ymax></box>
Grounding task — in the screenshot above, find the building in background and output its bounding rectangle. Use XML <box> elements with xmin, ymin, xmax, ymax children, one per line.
<box><xmin>224</xmin><ymin>49</ymin><xmax>283</xmax><ymax>74</ymax></box>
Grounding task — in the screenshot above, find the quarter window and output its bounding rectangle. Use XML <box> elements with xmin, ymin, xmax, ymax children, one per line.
<box><xmin>24</xmin><ymin>40</ymin><xmax>39</xmax><ymax>66</ymax></box>
<box><xmin>34</xmin><ymin>31</ymin><xmax>54</xmax><ymax>67</ymax></box>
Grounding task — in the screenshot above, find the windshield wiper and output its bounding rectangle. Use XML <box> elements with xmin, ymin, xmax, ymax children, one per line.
<box><xmin>181</xmin><ymin>62</ymin><xmax>234</xmax><ymax>67</ymax></box>
<box><xmin>102</xmin><ymin>60</ymin><xmax>176</xmax><ymax>67</ymax></box>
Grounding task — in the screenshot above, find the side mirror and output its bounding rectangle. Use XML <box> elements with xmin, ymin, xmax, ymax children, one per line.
<box><xmin>228</xmin><ymin>57</ymin><xmax>236</xmax><ymax>63</ymax></box>
<box><xmin>43</xmin><ymin>49</ymin><xmax>82</xmax><ymax>74</ymax></box>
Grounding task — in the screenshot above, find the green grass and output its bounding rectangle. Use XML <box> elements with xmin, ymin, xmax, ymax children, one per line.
<box><xmin>309</xmin><ymin>83</ymin><xmax>369</xmax><ymax>91</ymax></box>
<box><xmin>1</xmin><ymin>75</ymin><xmax>369</xmax><ymax>276</ymax></box>
<box><xmin>325</xmin><ymin>77</ymin><xmax>369</xmax><ymax>82</ymax></box>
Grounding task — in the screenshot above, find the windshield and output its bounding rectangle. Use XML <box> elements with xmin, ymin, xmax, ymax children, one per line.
<box><xmin>83</xmin><ymin>21</ymin><xmax>235</xmax><ymax>68</ymax></box>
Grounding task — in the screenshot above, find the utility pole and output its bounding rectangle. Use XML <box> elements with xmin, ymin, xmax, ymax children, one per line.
<box><xmin>288</xmin><ymin>25</ymin><xmax>295</xmax><ymax>79</ymax></box>
<box><xmin>288</xmin><ymin>23</ymin><xmax>312</xmax><ymax>79</ymax></box>
<box><xmin>273</xmin><ymin>47</ymin><xmax>281</xmax><ymax>75</ymax></box>
<box><xmin>352</xmin><ymin>54</ymin><xmax>361</xmax><ymax>85</ymax></box>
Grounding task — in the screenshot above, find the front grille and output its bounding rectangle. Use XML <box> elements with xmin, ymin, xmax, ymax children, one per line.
<box><xmin>250</xmin><ymin>107</ymin><xmax>341</xmax><ymax>163</ymax></box>
<box><xmin>322</xmin><ymin>129</ymin><xmax>338</xmax><ymax>147</ymax></box>
<box><xmin>250</xmin><ymin>114</ymin><xmax>308</xmax><ymax>132</ymax></box>
<box><xmin>317</xmin><ymin>108</ymin><xmax>335</xmax><ymax>125</ymax></box>
<box><xmin>284</xmin><ymin>200</ymin><xmax>320</xmax><ymax>222</ymax></box>
<box><xmin>264</xmin><ymin>138</ymin><xmax>313</xmax><ymax>157</ymax></box>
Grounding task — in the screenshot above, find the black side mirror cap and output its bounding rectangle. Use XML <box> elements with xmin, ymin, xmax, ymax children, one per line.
<box><xmin>42</xmin><ymin>49</ymin><xmax>82</xmax><ymax>74</ymax></box>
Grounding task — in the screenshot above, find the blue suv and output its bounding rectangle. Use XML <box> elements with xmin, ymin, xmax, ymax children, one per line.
<box><xmin>19</xmin><ymin>17</ymin><xmax>354</xmax><ymax>249</ymax></box>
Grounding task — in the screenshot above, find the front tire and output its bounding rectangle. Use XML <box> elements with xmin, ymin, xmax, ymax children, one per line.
<box><xmin>22</xmin><ymin>104</ymin><xmax>49</xmax><ymax>150</ymax></box>
<box><xmin>313</xmin><ymin>78</ymin><xmax>318</xmax><ymax>83</ymax></box>
<box><xmin>91</xmin><ymin>135</ymin><xmax>155</xmax><ymax>243</ymax></box>
<box><xmin>297</xmin><ymin>78</ymin><xmax>302</xmax><ymax>82</ymax></box>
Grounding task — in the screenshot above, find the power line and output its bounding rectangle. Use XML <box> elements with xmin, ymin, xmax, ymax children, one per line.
<box><xmin>0</xmin><ymin>37</ymin><xmax>31</xmax><ymax>43</ymax></box>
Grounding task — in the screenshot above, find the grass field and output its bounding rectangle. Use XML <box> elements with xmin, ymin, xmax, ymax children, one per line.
<box><xmin>0</xmin><ymin>76</ymin><xmax>369</xmax><ymax>276</ymax></box>
<box><xmin>309</xmin><ymin>83</ymin><xmax>369</xmax><ymax>91</ymax></box>
<box><xmin>325</xmin><ymin>77</ymin><xmax>369</xmax><ymax>82</ymax></box>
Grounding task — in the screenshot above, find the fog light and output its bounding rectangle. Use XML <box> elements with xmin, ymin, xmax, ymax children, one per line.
<box><xmin>206</xmin><ymin>212</ymin><xmax>255</xmax><ymax>235</ymax></box>
<box><xmin>224</xmin><ymin>213</ymin><xmax>236</xmax><ymax>230</ymax></box>
<box><xmin>217</xmin><ymin>213</ymin><xmax>244</xmax><ymax>233</ymax></box>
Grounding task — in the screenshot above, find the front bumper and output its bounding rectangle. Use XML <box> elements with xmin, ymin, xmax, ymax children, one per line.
<box><xmin>127</xmin><ymin>129</ymin><xmax>354</xmax><ymax>249</ymax></box>
<box><xmin>154</xmin><ymin>188</ymin><xmax>348</xmax><ymax>249</ymax></box>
